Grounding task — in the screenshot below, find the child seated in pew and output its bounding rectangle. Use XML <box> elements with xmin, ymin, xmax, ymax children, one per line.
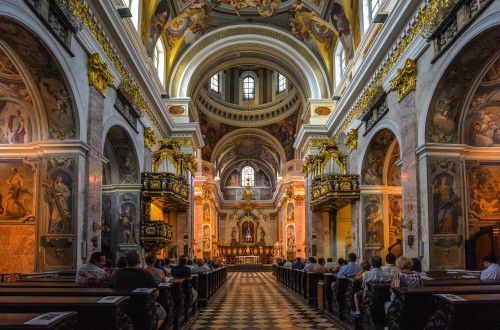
<box><xmin>385</xmin><ymin>256</ymin><xmax>423</xmax><ymax>313</ymax></box>
<box><xmin>355</xmin><ymin>261</ymin><xmax>371</xmax><ymax>281</ymax></box>
<box><xmin>353</xmin><ymin>256</ymin><xmax>392</xmax><ymax>317</ymax></box>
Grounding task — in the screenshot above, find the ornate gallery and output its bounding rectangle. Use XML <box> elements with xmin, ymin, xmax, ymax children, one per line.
<box><xmin>0</xmin><ymin>0</ymin><xmax>499</xmax><ymax>277</ymax></box>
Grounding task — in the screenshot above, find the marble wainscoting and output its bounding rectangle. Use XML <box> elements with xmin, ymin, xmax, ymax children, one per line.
<box><xmin>0</xmin><ymin>224</ymin><xmax>35</xmax><ymax>273</ymax></box>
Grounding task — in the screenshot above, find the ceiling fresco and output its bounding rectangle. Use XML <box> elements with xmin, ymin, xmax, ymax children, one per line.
<box><xmin>143</xmin><ymin>0</ymin><xmax>359</xmax><ymax>87</ymax></box>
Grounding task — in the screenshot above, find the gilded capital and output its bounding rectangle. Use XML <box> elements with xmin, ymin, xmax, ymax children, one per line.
<box><xmin>390</xmin><ymin>58</ymin><xmax>417</xmax><ymax>101</ymax></box>
<box><xmin>144</xmin><ymin>127</ymin><xmax>158</xmax><ymax>151</ymax></box>
<box><xmin>88</xmin><ymin>53</ymin><xmax>114</xmax><ymax>96</ymax></box>
<box><xmin>344</xmin><ymin>129</ymin><xmax>358</xmax><ymax>153</ymax></box>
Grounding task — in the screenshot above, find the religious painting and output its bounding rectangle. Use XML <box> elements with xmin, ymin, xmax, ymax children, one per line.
<box><xmin>258</xmin><ymin>170</ymin><xmax>269</xmax><ymax>186</ymax></box>
<box><xmin>467</xmin><ymin>161</ymin><xmax>500</xmax><ymax>219</ymax></box>
<box><xmin>216</xmin><ymin>0</ymin><xmax>283</xmax><ymax>17</ymax></box>
<box><xmin>106</xmin><ymin>126</ymin><xmax>139</xmax><ymax>184</ymax></box>
<box><xmin>146</xmin><ymin>0</ymin><xmax>171</xmax><ymax>56</ymax></box>
<box><xmin>389</xmin><ymin>196</ymin><xmax>403</xmax><ymax>231</ymax></box>
<box><xmin>168</xmin><ymin>106</ymin><xmax>185</xmax><ymax>116</ymax></box>
<box><xmin>286</xmin><ymin>202</ymin><xmax>294</xmax><ymax>223</ymax></box>
<box><xmin>116</xmin><ymin>149</ymin><xmax>137</xmax><ymax>178</ymax></box>
<box><xmin>203</xmin><ymin>203</ymin><xmax>211</xmax><ymax>223</ymax></box>
<box><xmin>432</xmin><ymin>173</ymin><xmax>460</xmax><ymax>234</ymax></box>
<box><xmin>43</xmin><ymin>171</ymin><xmax>72</xmax><ymax>234</ymax></box>
<box><xmin>0</xmin><ymin>101</ymin><xmax>32</xmax><ymax>145</ymax></box>
<box><xmin>203</xmin><ymin>225</ymin><xmax>211</xmax><ymax>251</ymax></box>
<box><xmin>426</xmin><ymin>29</ymin><xmax>500</xmax><ymax>144</ymax></box>
<box><xmin>117</xmin><ymin>201</ymin><xmax>137</xmax><ymax>244</ymax></box>
<box><xmin>314</xmin><ymin>106</ymin><xmax>332</xmax><ymax>116</ymax></box>
<box><xmin>387</xmin><ymin>141</ymin><xmax>401</xmax><ymax>186</ymax></box>
<box><xmin>0</xmin><ymin>20</ymin><xmax>77</xmax><ymax>140</ymax></box>
<box><xmin>363</xmin><ymin>195</ymin><xmax>382</xmax><ymax>244</ymax></box>
<box><xmin>228</xmin><ymin>172</ymin><xmax>239</xmax><ymax>186</ymax></box>
<box><xmin>241</xmin><ymin>219</ymin><xmax>255</xmax><ymax>244</ymax></box>
<box><xmin>0</xmin><ymin>160</ymin><xmax>35</xmax><ymax>222</ymax></box>
<box><xmin>362</xmin><ymin>129</ymin><xmax>396</xmax><ymax>185</ymax></box>
<box><xmin>0</xmin><ymin>47</ymin><xmax>19</xmax><ymax>76</ymax></box>
<box><xmin>286</xmin><ymin>224</ymin><xmax>295</xmax><ymax>251</ymax></box>
<box><xmin>329</xmin><ymin>1</ymin><xmax>354</xmax><ymax>59</ymax></box>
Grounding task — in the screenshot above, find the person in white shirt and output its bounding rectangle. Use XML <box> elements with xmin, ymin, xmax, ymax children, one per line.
<box><xmin>186</xmin><ymin>259</ymin><xmax>195</xmax><ymax>270</ymax></box>
<box><xmin>283</xmin><ymin>259</ymin><xmax>293</xmax><ymax>267</ymax></box>
<box><xmin>382</xmin><ymin>253</ymin><xmax>399</xmax><ymax>278</ymax></box>
<box><xmin>481</xmin><ymin>255</ymin><xmax>500</xmax><ymax>280</ymax></box>
<box><xmin>303</xmin><ymin>257</ymin><xmax>317</xmax><ymax>272</ymax></box>
<box><xmin>325</xmin><ymin>257</ymin><xmax>339</xmax><ymax>272</ymax></box>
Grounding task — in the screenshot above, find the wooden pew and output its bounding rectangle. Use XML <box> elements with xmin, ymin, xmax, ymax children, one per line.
<box><xmin>0</xmin><ymin>312</ymin><xmax>78</xmax><ymax>329</ymax></box>
<box><xmin>0</xmin><ymin>287</ymin><xmax>159</xmax><ymax>330</ymax></box>
<box><xmin>425</xmin><ymin>293</ymin><xmax>500</xmax><ymax>329</ymax></box>
<box><xmin>306</xmin><ymin>272</ymin><xmax>324</xmax><ymax>307</ymax></box>
<box><xmin>0</xmin><ymin>296</ymin><xmax>131</xmax><ymax>329</ymax></box>
<box><xmin>169</xmin><ymin>278</ymin><xmax>187</xmax><ymax>329</ymax></box>
<box><xmin>362</xmin><ymin>282</ymin><xmax>392</xmax><ymax>330</ymax></box>
<box><xmin>387</xmin><ymin>285</ymin><xmax>500</xmax><ymax>330</ymax></box>
<box><xmin>423</xmin><ymin>279</ymin><xmax>500</xmax><ymax>286</ymax></box>
<box><xmin>301</xmin><ymin>270</ymin><xmax>308</xmax><ymax>298</ymax></box>
<box><xmin>344</xmin><ymin>278</ymin><xmax>363</xmax><ymax>325</ymax></box>
<box><xmin>197</xmin><ymin>272</ymin><xmax>209</xmax><ymax>307</ymax></box>
<box><xmin>0</xmin><ymin>282</ymin><xmax>83</xmax><ymax>288</ymax></box>
<box><xmin>331</xmin><ymin>276</ymin><xmax>350</xmax><ymax>320</ymax></box>
<box><xmin>323</xmin><ymin>273</ymin><xmax>335</xmax><ymax>314</ymax></box>
<box><xmin>17</xmin><ymin>277</ymin><xmax>76</xmax><ymax>283</ymax></box>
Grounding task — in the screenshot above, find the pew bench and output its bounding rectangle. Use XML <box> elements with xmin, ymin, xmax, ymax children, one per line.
<box><xmin>425</xmin><ymin>293</ymin><xmax>500</xmax><ymax>329</ymax></box>
<box><xmin>387</xmin><ymin>285</ymin><xmax>500</xmax><ymax>330</ymax></box>
<box><xmin>0</xmin><ymin>296</ymin><xmax>131</xmax><ymax>329</ymax></box>
<box><xmin>362</xmin><ymin>283</ymin><xmax>392</xmax><ymax>330</ymax></box>
<box><xmin>0</xmin><ymin>312</ymin><xmax>78</xmax><ymax>329</ymax></box>
<box><xmin>344</xmin><ymin>278</ymin><xmax>363</xmax><ymax>326</ymax></box>
<box><xmin>331</xmin><ymin>276</ymin><xmax>350</xmax><ymax>320</ymax></box>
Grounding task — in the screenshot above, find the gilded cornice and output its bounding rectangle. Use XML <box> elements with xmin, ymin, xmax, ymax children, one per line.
<box><xmin>303</xmin><ymin>138</ymin><xmax>328</xmax><ymax>155</ymax></box>
<box><xmin>144</xmin><ymin>127</ymin><xmax>158</xmax><ymax>151</ymax></box>
<box><xmin>151</xmin><ymin>139</ymin><xmax>198</xmax><ymax>174</ymax></box>
<box><xmin>62</xmin><ymin>0</ymin><xmax>167</xmax><ymax>138</ymax></box>
<box><xmin>333</xmin><ymin>0</ymin><xmax>455</xmax><ymax>141</ymax></box>
<box><xmin>301</xmin><ymin>139</ymin><xmax>347</xmax><ymax>177</ymax></box>
<box><xmin>390</xmin><ymin>58</ymin><xmax>417</xmax><ymax>101</ymax></box>
<box><xmin>344</xmin><ymin>129</ymin><xmax>358</xmax><ymax>153</ymax></box>
<box><xmin>88</xmin><ymin>53</ymin><xmax>114</xmax><ymax>96</ymax></box>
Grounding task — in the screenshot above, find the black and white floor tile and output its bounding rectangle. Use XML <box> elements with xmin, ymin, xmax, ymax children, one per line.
<box><xmin>191</xmin><ymin>272</ymin><xmax>341</xmax><ymax>329</ymax></box>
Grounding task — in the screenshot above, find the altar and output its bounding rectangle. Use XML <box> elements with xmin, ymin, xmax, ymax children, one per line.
<box><xmin>235</xmin><ymin>256</ymin><xmax>259</xmax><ymax>264</ymax></box>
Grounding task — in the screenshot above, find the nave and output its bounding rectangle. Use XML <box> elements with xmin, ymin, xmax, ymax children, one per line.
<box><xmin>192</xmin><ymin>272</ymin><xmax>341</xmax><ymax>330</ymax></box>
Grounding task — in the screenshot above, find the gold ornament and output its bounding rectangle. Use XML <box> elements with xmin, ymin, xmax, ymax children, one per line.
<box><xmin>88</xmin><ymin>53</ymin><xmax>114</xmax><ymax>96</ymax></box>
<box><xmin>144</xmin><ymin>127</ymin><xmax>158</xmax><ymax>151</ymax></box>
<box><xmin>390</xmin><ymin>58</ymin><xmax>417</xmax><ymax>101</ymax></box>
<box><xmin>344</xmin><ymin>129</ymin><xmax>358</xmax><ymax>153</ymax></box>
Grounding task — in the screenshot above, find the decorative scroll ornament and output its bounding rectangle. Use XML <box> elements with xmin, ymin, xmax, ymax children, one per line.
<box><xmin>301</xmin><ymin>139</ymin><xmax>347</xmax><ymax>178</ymax></box>
<box><xmin>88</xmin><ymin>53</ymin><xmax>114</xmax><ymax>96</ymax></box>
<box><xmin>390</xmin><ymin>59</ymin><xmax>417</xmax><ymax>101</ymax></box>
<box><xmin>144</xmin><ymin>127</ymin><xmax>158</xmax><ymax>151</ymax></box>
<box><xmin>151</xmin><ymin>138</ymin><xmax>198</xmax><ymax>175</ymax></box>
<box><xmin>344</xmin><ymin>129</ymin><xmax>358</xmax><ymax>153</ymax></box>
<box><xmin>420</xmin><ymin>0</ymin><xmax>459</xmax><ymax>38</ymax></box>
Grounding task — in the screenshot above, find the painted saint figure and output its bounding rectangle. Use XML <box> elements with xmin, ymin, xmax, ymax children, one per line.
<box><xmin>118</xmin><ymin>206</ymin><xmax>136</xmax><ymax>244</ymax></box>
<box><xmin>44</xmin><ymin>175</ymin><xmax>71</xmax><ymax>234</ymax></box>
<box><xmin>367</xmin><ymin>207</ymin><xmax>382</xmax><ymax>243</ymax></box>
<box><xmin>433</xmin><ymin>176</ymin><xmax>459</xmax><ymax>234</ymax></box>
<box><xmin>7</xmin><ymin>110</ymin><xmax>26</xmax><ymax>144</ymax></box>
<box><xmin>2</xmin><ymin>167</ymin><xmax>28</xmax><ymax>217</ymax></box>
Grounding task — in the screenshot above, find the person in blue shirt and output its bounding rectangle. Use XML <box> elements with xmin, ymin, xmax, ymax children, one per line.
<box><xmin>337</xmin><ymin>253</ymin><xmax>362</xmax><ymax>278</ymax></box>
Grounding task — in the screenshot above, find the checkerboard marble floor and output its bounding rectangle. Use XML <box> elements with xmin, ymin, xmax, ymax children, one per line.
<box><xmin>190</xmin><ymin>272</ymin><xmax>341</xmax><ymax>329</ymax></box>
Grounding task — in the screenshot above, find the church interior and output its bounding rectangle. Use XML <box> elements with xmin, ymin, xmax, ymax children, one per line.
<box><xmin>0</xmin><ymin>0</ymin><xmax>499</xmax><ymax>329</ymax></box>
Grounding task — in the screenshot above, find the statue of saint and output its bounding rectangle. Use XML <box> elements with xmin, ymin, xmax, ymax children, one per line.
<box><xmin>260</xmin><ymin>227</ymin><xmax>265</xmax><ymax>241</ymax></box>
<box><xmin>231</xmin><ymin>227</ymin><xmax>237</xmax><ymax>239</ymax></box>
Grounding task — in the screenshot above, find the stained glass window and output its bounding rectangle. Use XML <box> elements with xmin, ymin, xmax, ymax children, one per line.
<box><xmin>241</xmin><ymin>166</ymin><xmax>255</xmax><ymax>186</ymax></box>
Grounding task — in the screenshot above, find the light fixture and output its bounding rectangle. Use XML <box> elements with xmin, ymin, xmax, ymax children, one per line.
<box><xmin>161</xmin><ymin>93</ymin><xmax>170</xmax><ymax>99</ymax></box>
<box><xmin>332</xmin><ymin>95</ymin><xmax>341</xmax><ymax>101</ymax></box>
<box><xmin>373</xmin><ymin>13</ymin><xmax>388</xmax><ymax>24</ymax></box>
<box><xmin>116</xmin><ymin>6</ymin><xmax>133</xmax><ymax>18</ymax></box>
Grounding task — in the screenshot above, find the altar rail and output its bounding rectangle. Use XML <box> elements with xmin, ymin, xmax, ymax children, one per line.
<box><xmin>217</xmin><ymin>245</ymin><xmax>275</xmax><ymax>264</ymax></box>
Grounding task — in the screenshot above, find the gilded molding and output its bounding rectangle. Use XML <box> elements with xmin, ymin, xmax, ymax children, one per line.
<box><xmin>144</xmin><ymin>127</ymin><xmax>158</xmax><ymax>151</ymax></box>
<box><xmin>88</xmin><ymin>53</ymin><xmax>114</xmax><ymax>96</ymax></box>
<box><xmin>151</xmin><ymin>139</ymin><xmax>198</xmax><ymax>174</ymax></box>
<box><xmin>390</xmin><ymin>59</ymin><xmax>417</xmax><ymax>101</ymax></box>
<box><xmin>344</xmin><ymin>129</ymin><xmax>358</xmax><ymax>153</ymax></box>
<box><xmin>301</xmin><ymin>139</ymin><xmax>347</xmax><ymax>177</ymax></box>
<box><xmin>333</xmin><ymin>0</ymin><xmax>451</xmax><ymax>141</ymax></box>
<box><xmin>64</xmin><ymin>0</ymin><xmax>166</xmax><ymax>138</ymax></box>
<box><xmin>303</xmin><ymin>139</ymin><xmax>328</xmax><ymax>154</ymax></box>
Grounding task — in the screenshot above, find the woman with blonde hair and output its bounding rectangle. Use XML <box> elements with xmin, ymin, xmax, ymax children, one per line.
<box><xmin>385</xmin><ymin>256</ymin><xmax>423</xmax><ymax>312</ymax></box>
<box><xmin>144</xmin><ymin>252</ymin><xmax>167</xmax><ymax>284</ymax></box>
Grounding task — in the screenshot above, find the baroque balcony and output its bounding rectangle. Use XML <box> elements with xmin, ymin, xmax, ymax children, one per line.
<box><xmin>139</xmin><ymin>220</ymin><xmax>173</xmax><ymax>252</ymax></box>
<box><xmin>310</xmin><ymin>175</ymin><xmax>360</xmax><ymax>211</ymax></box>
<box><xmin>141</xmin><ymin>172</ymin><xmax>190</xmax><ymax>212</ymax></box>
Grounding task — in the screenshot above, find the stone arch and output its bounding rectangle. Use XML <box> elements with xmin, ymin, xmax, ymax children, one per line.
<box><xmin>420</xmin><ymin>14</ymin><xmax>500</xmax><ymax>146</ymax></box>
<box><xmin>0</xmin><ymin>10</ymin><xmax>82</xmax><ymax>140</ymax></box>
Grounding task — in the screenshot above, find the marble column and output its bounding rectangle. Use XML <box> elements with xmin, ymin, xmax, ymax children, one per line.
<box><xmin>85</xmin><ymin>85</ymin><xmax>105</xmax><ymax>257</ymax></box>
<box><xmin>399</xmin><ymin>91</ymin><xmax>420</xmax><ymax>258</ymax></box>
<box><xmin>348</xmin><ymin>147</ymin><xmax>360</xmax><ymax>255</ymax></box>
<box><xmin>295</xmin><ymin>198</ymin><xmax>306</xmax><ymax>259</ymax></box>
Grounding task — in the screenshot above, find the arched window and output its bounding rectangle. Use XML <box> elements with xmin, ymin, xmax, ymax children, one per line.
<box><xmin>335</xmin><ymin>42</ymin><xmax>346</xmax><ymax>87</ymax></box>
<box><xmin>242</xmin><ymin>76</ymin><xmax>255</xmax><ymax>100</ymax></box>
<box><xmin>154</xmin><ymin>40</ymin><xmax>165</xmax><ymax>86</ymax></box>
<box><xmin>211</xmin><ymin>73</ymin><xmax>220</xmax><ymax>93</ymax></box>
<box><xmin>363</xmin><ymin>0</ymin><xmax>381</xmax><ymax>32</ymax></box>
<box><xmin>128</xmin><ymin>0</ymin><xmax>140</xmax><ymax>30</ymax></box>
<box><xmin>241</xmin><ymin>166</ymin><xmax>255</xmax><ymax>186</ymax></box>
<box><xmin>277</xmin><ymin>73</ymin><xmax>287</xmax><ymax>93</ymax></box>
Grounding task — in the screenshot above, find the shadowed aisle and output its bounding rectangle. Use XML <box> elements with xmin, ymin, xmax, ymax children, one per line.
<box><xmin>191</xmin><ymin>272</ymin><xmax>341</xmax><ymax>329</ymax></box>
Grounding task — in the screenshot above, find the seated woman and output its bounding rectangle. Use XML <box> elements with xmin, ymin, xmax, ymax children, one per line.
<box><xmin>313</xmin><ymin>258</ymin><xmax>328</xmax><ymax>273</ymax></box>
<box><xmin>144</xmin><ymin>252</ymin><xmax>167</xmax><ymax>285</ymax></box>
<box><xmin>385</xmin><ymin>256</ymin><xmax>423</xmax><ymax>312</ymax></box>
<box><xmin>411</xmin><ymin>257</ymin><xmax>427</xmax><ymax>277</ymax></box>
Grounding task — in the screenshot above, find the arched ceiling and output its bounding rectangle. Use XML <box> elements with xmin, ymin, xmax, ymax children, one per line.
<box><xmin>143</xmin><ymin>0</ymin><xmax>360</xmax><ymax>93</ymax></box>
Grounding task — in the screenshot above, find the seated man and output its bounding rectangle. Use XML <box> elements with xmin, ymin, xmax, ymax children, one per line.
<box><xmin>277</xmin><ymin>258</ymin><xmax>285</xmax><ymax>266</ymax></box>
<box><xmin>109</xmin><ymin>251</ymin><xmax>166</xmax><ymax>329</ymax></box>
<box><xmin>337</xmin><ymin>253</ymin><xmax>362</xmax><ymax>278</ymax></box>
<box><xmin>171</xmin><ymin>256</ymin><xmax>192</xmax><ymax>277</ymax></box>
<box><xmin>283</xmin><ymin>259</ymin><xmax>293</xmax><ymax>267</ymax></box>
<box><xmin>481</xmin><ymin>254</ymin><xmax>500</xmax><ymax>280</ymax></box>
<box><xmin>292</xmin><ymin>257</ymin><xmax>305</xmax><ymax>270</ymax></box>
<box><xmin>382</xmin><ymin>253</ymin><xmax>398</xmax><ymax>278</ymax></box>
<box><xmin>325</xmin><ymin>257</ymin><xmax>339</xmax><ymax>272</ymax></box>
<box><xmin>303</xmin><ymin>257</ymin><xmax>317</xmax><ymax>272</ymax></box>
<box><xmin>353</xmin><ymin>256</ymin><xmax>392</xmax><ymax>316</ymax></box>
<box><xmin>75</xmin><ymin>251</ymin><xmax>107</xmax><ymax>284</ymax></box>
